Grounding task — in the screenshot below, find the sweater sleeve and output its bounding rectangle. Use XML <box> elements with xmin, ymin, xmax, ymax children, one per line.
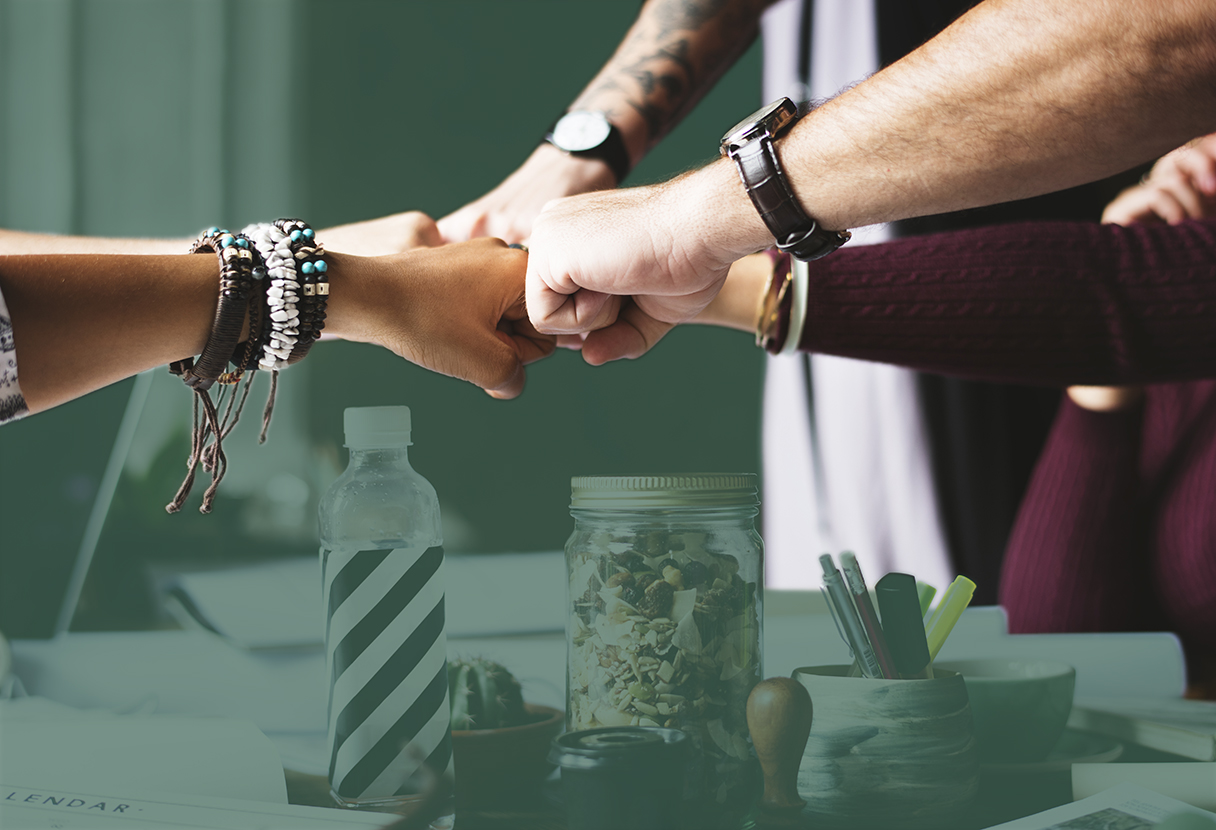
<box><xmin>999</xmin><ymin>397</ymin><xmax>1156</xmax><ymax>635</ymax></box>
<box><xmin>798</xmin><ymin>218</ymin><xmax>1216</xmax><ymax>385</ymax></box>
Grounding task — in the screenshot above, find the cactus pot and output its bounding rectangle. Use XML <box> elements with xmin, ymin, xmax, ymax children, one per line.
<box><xmin>451</xmin><ymin>703</ymin><xmax>564</xmax><ymax>807</ymax></box>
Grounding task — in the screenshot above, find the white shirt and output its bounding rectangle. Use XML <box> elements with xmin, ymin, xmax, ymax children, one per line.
<box><xmin>759</xmin><ymin>0</ymin><xmax>953</xmax><ymax>591</ymax></box>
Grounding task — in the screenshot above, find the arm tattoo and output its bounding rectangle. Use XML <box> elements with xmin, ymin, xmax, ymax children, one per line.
<box><xmin>582</xmin><ymin>0</ymin><xmax>769</xmax><ymax>145</ymax></box>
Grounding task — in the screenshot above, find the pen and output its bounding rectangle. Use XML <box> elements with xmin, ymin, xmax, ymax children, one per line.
<box><xmin>917</xmin><ymin>581</ymin><xmax>937</xmax><ymax>618</ymax></box>
<box><xmin>925</xmin><ymin>575</ymin><xmax>977</xmax><ymax>661</ymax></box>
<box><xmin>839</xmin><ymin>552</ymin><xmax>897</xmax><ymax>679</ymax></box>
<box><xmin>820</xmin><ymin>554</ymin><xmax>883</xmax><ymax>678</ymax></box>
<box><xmin>820</xmin><ymin>586</ymin><xmax>862</xmax><ymax>676</ymax></box>
<box><xmin>876</xmin><ymin>572</ymin><xmax>934</xmax><ymax>679</ymax></box>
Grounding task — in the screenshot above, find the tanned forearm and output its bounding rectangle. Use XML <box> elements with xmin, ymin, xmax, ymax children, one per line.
<box><xmin>570</xmin><ymin>0</ymin><xmax>776</xmax><ymax>165</ymax></box>
<box><xmin>522</xmin><ymin>0</ymin><xmax>1216</xmax><ymax>359</ymax></box>
<box><xmin>1</xmin><ymin>252</ymin><xmax>355</xmax><ymax>411</ymax></box>
<box><xmin>678</xmin><ymin>0</ymin><xmax>1216</xmax><ymax>264</ymax></box>
<box><xmin>0</xmin><ymin>254</ymin><xmax>222</xmax><ymax>411</ymax></box>
<box><xmin>781</xmin><ymin>0</ymin><xmax>1216</xmax><ymax>231</ymax></box>
<box><xmin>3</xmin><ymin>241</ymin><xmax>546</xmax><ymax>412</ymax></box>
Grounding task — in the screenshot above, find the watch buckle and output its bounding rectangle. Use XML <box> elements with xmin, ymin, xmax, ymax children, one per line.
<box><xmin>778</xmin><ymin>225</ymin><xmax>852</xmax><ymax>261</ymax></box>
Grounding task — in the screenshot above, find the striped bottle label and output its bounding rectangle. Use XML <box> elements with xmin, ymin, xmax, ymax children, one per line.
<box><xmin>322</xmin><ymin>545</ymin><xmax>452</xmax><ymax>803</ymax></box>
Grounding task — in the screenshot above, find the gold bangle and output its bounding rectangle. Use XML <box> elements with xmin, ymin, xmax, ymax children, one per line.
<box><xmin>755</xmin><ymin>253</ymin><xmax>792</xmax><ymax>349</ymax></box>
<box><xmin>752</xmin><ymin>269</ymin><xmax>776</xmax><ymax>342</ymax></box>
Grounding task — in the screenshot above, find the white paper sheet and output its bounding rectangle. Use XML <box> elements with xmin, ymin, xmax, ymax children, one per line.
<box><xmin>1073</xmin><ymin>764</ymin><xmax>1216</xmax><ymax>812</ymax></box>
<box><xmin>986</xmin><ymin>783</ymin><xmax>1216</xmax><ymax>829</ymax></box>
<box><xmin>1069</xmin><ymin>697</ymin><xmax>1216</xmax><ymax>760</ymax></box>
<box><xmin>164</xmin><ymin>551</ymin><xmax>566</xmax><ymax>648</ymax></box>
<box><xmin>0</xmin><ymin>716</ymin><xmax>287</xmax><ymax>803</ymax></box>
<box><xmin>0</xmin><ymin>785</ymin><xmax>393</xmax><ymax>829</ymax></box>
<box><xmin>11</xmin><ymin>631</ymin><xmax>327</xmax><ymax>733</ymax></box>
<box><xmin>167</xmin><ymin>558</ymin><xmax>324</xmax><ymax>649</ymax></box>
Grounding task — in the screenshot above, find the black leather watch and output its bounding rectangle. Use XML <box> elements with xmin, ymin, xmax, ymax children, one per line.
<box><xmin>545</xmin><ymin>110</ymin><xmax>631</xmax><ymax>185</ymax></box>
<box><xmin>720</xmin><ymin>98</ymin><xmax>850</xmax><ymax>261</ymax></box>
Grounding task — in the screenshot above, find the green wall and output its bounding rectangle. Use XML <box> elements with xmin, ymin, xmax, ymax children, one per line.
<box><xmin>0</xmin><ymin>1</ymin><xmax>764</xmax><ymax>636</ymax></box>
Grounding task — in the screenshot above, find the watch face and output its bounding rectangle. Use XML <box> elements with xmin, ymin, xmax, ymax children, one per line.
<box><xmin>552</xmin><ymin>111</ymin><xmax>612</xmax><ymax>153</ymax></box>
<box><xmin>720</xmin><ymin>98</ymin><xmax>798</xmax><ymax>153</ymax></box>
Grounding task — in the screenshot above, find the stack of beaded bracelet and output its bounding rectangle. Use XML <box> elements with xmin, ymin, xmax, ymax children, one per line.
<box><xmin>240</xmin><ymin>221</ymin><xmax>297</xmax><ymax>370</ymax></box>
<box><xmin>168</xmin><ymin>221</ymin><xmax>329</xmax><ymax>514</ymax></box>
<box><xmin>171</xmin><ymin>229</ymin><xmax>259</xmax><ymax>389</ymax></box>
<box><xmin>168</xmin><ymin>228</ymin><xmax>265</xmax><ymax>514</ymax></box>
<box><xmin>240</xmin><ymin>219</ymin><xmax>329</xmax><ymax>442</ymax></box>
<box><xmin>240</xmin><ymin>219</ymin><xmax>330</xmax><ymax>369</ymax></box>
<box><xmin>272</xmin><ymin>218</ymin><xmax>329</xmax><ymax>364</ymax></box>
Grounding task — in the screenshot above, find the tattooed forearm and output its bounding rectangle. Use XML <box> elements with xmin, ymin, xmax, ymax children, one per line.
<box><xmin>593</xmin><ymin>39</ymin><xmax>696</xmax><ymax>142</ymax></box>
<box><xmin>571</xmin><ymin>0</ymin><xmax>776</xmax><ymax>156</ymax></box>
<box><xmin>652</xmin><ymin>0</ymin><xmax>735</xmax><ymax>31</ymax></box>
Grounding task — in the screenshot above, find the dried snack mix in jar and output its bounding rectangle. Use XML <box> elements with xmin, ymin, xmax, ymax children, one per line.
<box><xmin>565</xmin><ymin>475</ymin><xmax>763</xmax><ymax>830</ymax></box>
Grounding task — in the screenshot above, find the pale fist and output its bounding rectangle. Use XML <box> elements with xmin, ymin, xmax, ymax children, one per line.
<box><xmin>438</xmin><ymin>144</ymin><xmax>617</xmax><ymax>244</ymax></box>
<box><xmin>321</xmin><ymin>211</ymin><xmax>443</xmax><ymax>256</ymax></box>
<box><xmin>1103</xmin><ymin>134</ymin><xmax>1216</xmax><ymax>225</ymax></box>
<box><xmin>526</xmin><ymin>179</ymin><xmax>736</xmax><ymax>364</ymax></box>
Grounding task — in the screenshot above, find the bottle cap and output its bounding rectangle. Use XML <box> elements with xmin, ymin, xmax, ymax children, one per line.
<box><xmin>344</xmin><ymin>406</ymin><xmax>412</xmax><ymax>449</ymax></box>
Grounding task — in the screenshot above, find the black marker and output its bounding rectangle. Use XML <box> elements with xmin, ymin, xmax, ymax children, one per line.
<box><xmin>876</xmin><ymin>572</ymin><xmax>934</xmax><ymax>679</ymax></box>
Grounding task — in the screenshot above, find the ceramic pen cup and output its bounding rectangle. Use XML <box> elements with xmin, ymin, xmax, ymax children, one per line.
<box><xmin>935</xmin><ymin>659</ymin><xmax>1076</xmax><ymax>763</ymax></box>
<box><xmin>792</xmin><ymin>665</ymin><xmax>979</xmax><ymax>830</ymax></box>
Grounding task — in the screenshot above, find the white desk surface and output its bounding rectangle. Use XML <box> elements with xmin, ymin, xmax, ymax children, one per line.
<box><xmin>8</xmin><ymin>601</ymin><xmax>1186</xmax><ymax>776</ymax></box>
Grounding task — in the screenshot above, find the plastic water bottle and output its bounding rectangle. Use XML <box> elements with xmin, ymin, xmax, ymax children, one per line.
<box><xmin>318</xmin><ymin>405</ymin><xmax>453</xmax><ymax>826</ymax></box>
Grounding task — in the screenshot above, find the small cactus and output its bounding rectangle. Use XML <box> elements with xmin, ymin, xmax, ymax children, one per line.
<box><xmin>448</xmin><ymin>657</ymin><xmax>528</xmax><ymax>730</ymax></box>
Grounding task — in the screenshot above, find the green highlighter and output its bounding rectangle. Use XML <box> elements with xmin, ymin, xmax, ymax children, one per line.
<box><xmin>925</xmin><ymin>575</ymin><xmax>977</xmax><ymax>660</ymax></box>
<box><xmin>917</xmin><ymin>581</ymin><xmax>937</xmax><ymax>618</ymax></box>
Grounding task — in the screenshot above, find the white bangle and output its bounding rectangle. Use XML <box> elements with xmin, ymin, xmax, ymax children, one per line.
<box><xmin>780</xmin><ymin>257</ymin><xmax>809</xmax><ymax>355</ymax></box>
<box><xmin>242</xmin><ymin>222</ymin><xmax>300</xmax><ymax>370</ymax></box>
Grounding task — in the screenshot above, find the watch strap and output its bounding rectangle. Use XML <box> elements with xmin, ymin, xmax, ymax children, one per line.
<box><xmin>732</xmin><ymin>137</ymin><xmax>850</xmax><ymax>261</ymax></box>
<box><xmin>545</xmin><ymin>117</ymin><xmax>631</xmax><ymax>185</ymax></box>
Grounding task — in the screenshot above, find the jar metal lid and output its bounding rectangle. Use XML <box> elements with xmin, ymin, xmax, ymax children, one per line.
<box><xmin>548</xmin><ymin>726</ymin><xmax>689</xmax><ymax>771</ymax></box>
<box><xmin>570</xmin><ymin>474</ymin><xmax>758</xmax><ymax>509</ymax></box>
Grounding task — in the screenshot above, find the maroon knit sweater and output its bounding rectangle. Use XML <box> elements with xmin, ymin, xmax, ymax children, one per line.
<box><xmin>799</xmin><ymin>218</ymin><xmax>1216</xmax><ymax>385</ymax></box>
<box><xmin>798</xmin><ymin>218</ymin><xmax>1216</xmax><ymax>691</ymax></box>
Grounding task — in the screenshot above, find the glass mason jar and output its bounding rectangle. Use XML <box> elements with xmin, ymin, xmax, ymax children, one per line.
<box><xmin>565</xmin><ymin>474</ymin><xmax>764</xmax><ymax>830</ymax></box>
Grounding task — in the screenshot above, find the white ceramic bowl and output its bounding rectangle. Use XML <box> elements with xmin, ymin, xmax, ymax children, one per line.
<box><xmin>936</xmin><ymin>659</ymin><xmax>1076</xmax><ymax>763</ymax></box>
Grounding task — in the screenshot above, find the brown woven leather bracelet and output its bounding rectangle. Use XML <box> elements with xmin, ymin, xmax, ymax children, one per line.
<box><xmin>170</xmin><ymin>229</ymin><xmax>258</xmax><ymax>390</ymax></box>
<box><xmin>166</xmin><ymin>228</ymin><xmax>261</xmax><ymax>514</ymax></box>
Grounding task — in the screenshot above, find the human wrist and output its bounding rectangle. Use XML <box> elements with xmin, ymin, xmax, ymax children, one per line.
<box><xmin>322</xmin><ymin>251</ymin><xmax>383</xmax><ymax>343</ymax></box>
<box><xmin>693</xmin><ymin>252</ymin><xmax>771</xmax><ymax>331</ymax></box>
<box><xmin>669</xmin><ymin>159</ymin><xmax>773</xmax><ymax>264</ymax></box>
<box><xmin>528</xmin><ymin>142</ymin><xmax>618</xmax><ymax>193</ymax></box>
